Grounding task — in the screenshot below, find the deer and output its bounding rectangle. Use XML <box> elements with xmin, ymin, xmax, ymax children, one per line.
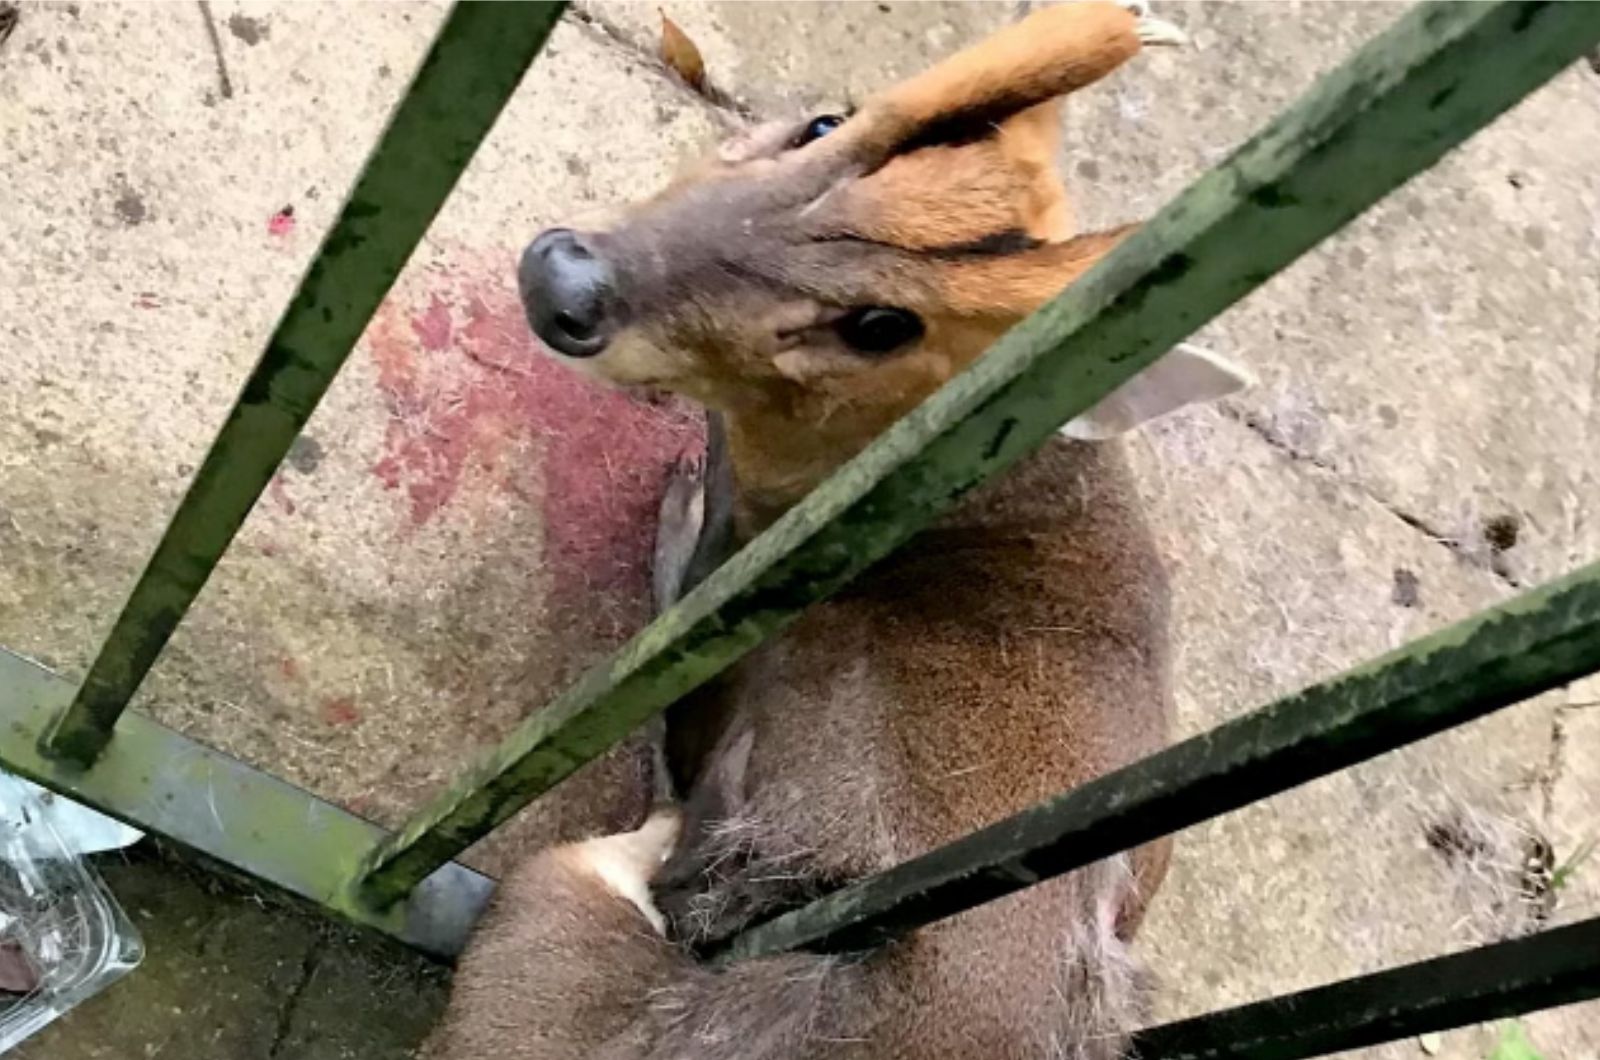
<box><xmin>425</xmin><ymin>3</ymin><xmax>1250</xmax><ymax>1057</ymax></box>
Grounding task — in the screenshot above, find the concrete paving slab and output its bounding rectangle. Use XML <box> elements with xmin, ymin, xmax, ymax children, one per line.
<box><xmin>578</xmin><ymin>0</ymin><xmax>1016</xmax><ymax>117</ymax></box>
<box><xmin>271</xmin><ymin>922</ymin><xmax>449</xmax><ymax>1060</ymax></box>
<box><xmin>0</xmin><ymin>0</ymin><xmax>724</xmax><ymax>872</ymax></box>
<box><xmin>12</xmin><ymin>847</ymin><xmax>445</xmax><ymax>1060</ymax></box>
<box><xmin>1057</xmin><ymin>1</ymin><xmax>1600</xmax><ymax>591</ymax></box>
<box><xmin>1128</xmin><ymin>410</ymin><xmax>1599</xmax><ymax>1056</ymax></box>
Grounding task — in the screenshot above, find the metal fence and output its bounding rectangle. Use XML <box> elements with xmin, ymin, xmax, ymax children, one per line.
<box><xmin>3</xmin><ymin>2</ymin><xmax>1598</xmax><ymax>1057</ymax></box>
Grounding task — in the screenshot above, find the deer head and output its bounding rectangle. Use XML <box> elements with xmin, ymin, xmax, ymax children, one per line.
<box><xmin>518</xmin><ymin>1</ymin><xmax>1244</xmax><ymax>526</ymax></box>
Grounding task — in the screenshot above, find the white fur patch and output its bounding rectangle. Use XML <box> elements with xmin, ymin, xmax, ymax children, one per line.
<box><xmin>1060</xmin><ymin>343</ymin><xmax>1254</xmax><ymax>441</ymax></box>
<box><xmin>575</xmin><ymin>811</ymin><xmax>682</xmax><ymax>936</ymax></box>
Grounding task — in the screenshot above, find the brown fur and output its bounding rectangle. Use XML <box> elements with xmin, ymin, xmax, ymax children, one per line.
<box><xmin>426</xmin><ymin>842</ymin><xmax>682</xmax><ymax>1059</ymax></box>
<box><xmin>834</xmin><ymin>3</ymin><xmax>1139</xmax><ymax>167</ymax></box>
<box><xmin>437</xmin><ymin>5</ymin><xmax>1180</xmax><ymax>1058</ymax></box>
<box><xmin>649</xmin><ymin>439</ymin><xmax>1172</xmax><ymax>1060</ymax></box>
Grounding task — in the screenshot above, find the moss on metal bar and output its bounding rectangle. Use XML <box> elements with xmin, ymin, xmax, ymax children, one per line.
<box><xmin>40</xmin><ymin>1</ymin><xmax>566</xmax><ymax>766</ymax></box>
<box><xmin>358</xmin><ymin>0</ymin><xmax>1600</xmax><ymax>906</ymax></box>
<box><xmin>1131</xmin><ymin>917</ymin><xmax>1600</xmax><ymax>1060</ymax></box>
<box><xmin>1</xmin><ymin>649</ymin><xmax>492</xmax><ymax>960</ymax></box>
<box><xmin>722</xmin><ymin>560</ymin><xmax>1600</xmax><ymax>959</ymax></box>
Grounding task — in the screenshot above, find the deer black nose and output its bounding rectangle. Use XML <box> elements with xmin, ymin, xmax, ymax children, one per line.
<box><xmin>518</xmin><ymin>229</ymin><xmax>616</xmax><ymax>358</ymax></box>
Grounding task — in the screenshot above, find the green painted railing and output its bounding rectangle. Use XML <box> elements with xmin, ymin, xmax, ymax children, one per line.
<box><xmin>4</xmin><ymin>2</ymin><xmax>1599</xmax><ymax>1057</ymax></box>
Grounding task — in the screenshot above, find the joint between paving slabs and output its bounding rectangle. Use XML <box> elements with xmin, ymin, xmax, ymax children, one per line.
<box><xmin>1218</xmin><ymin>402</ymin><xmax>1523</xmax><ymax>591</ymax></box>
<box><xmin>566</xmin><ymin>3</ymin><xmax>756</xmax><ymax>128</ymax></box>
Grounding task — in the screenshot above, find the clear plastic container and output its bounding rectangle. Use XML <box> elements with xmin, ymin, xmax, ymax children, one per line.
<box><xmin>0</xmin><ymin>774</ymin><xmax>143</xmax><ymax>1053</ymax></box>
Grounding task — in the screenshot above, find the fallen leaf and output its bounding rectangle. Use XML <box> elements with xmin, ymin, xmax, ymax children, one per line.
<box><xmin>659</xmin><ymin>11</ymin><xmax>706</xmax><ymax>93</ymax></box>
<box><xmin>1418</xmin><ymin>1032</ymin><xmax>1442</xmax><ymax>1055</ymax></box>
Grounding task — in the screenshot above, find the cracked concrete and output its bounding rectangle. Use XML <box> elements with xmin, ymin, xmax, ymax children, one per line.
<box><xmin>266</xmin><ymin>937</ymin><xmax>325</xmax><ymax>1059</ymax></box>
<box><xmin>1222</xmin><ymin>396</ymin><xmax>1559</xmax><ymax>604</ymax></box>
<box><xmin>1127</xmin><ymin>408</ymin><xmax>1598</xmax><ymax>1057</ymax></box>
<box><xmin>2</xmin><ymin>2</ymin><xmax>1598</xmax><ymax>1057</ymax></box>
<box><xmin>14</xmin><ymin>849</ymin><xmax>445</xmax><ymax>1060</ymax></box>
<box><xmin>1054</xmin><ymin>0</ymin><xmax>1600</xmax><ymax>593</ymax></box>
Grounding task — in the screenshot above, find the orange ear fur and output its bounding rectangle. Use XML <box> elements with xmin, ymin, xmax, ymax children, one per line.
<box><xmin>838</xmin><ymin>2</ymin><xmax>1141</xmax><ymax>167</ymax></box>
<box><xmin>936</xmin><ymin>225</ymin><xmax>1136</xmax><ymax>317</ymax></box>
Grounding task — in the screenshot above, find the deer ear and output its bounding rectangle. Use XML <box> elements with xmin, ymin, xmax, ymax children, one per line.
<box><xmin>840</xmin><ymin>2</ymin><xmax>1142</xmax><ymax>168</ymax></box>
<box><xmin>1060</xmin><ymin>343</ymin><xmax>1253</xmax><ymax>440</ymax></box>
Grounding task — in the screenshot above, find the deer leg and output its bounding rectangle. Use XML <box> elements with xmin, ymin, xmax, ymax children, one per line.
<box><xmin>427</xmin><ymin>811</ymin><xmax>686</xmax><ymax>1060</ymax></box>
<box><xmin>652</xmin><ymin>410</ymin><xmax>735</xmax><ymax>615</ymax></box>
<box><xmin>435</xmin><ymin>808</ymin><xmax>866</xmax><ymax>1060</ymax></box>
<box><xmin>649</xmin><ymin>411</ymin><xmax>739</xmax><ymax>804</ymax></box>
<box><xmin>652</xmin><ymin>449</ymin><xmax>708</xmax><ymax>616</ymax></box>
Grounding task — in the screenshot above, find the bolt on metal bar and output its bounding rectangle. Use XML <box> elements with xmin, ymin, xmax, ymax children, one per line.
<box><xmin>721</xmin><ymin>559</ymin><xmax>1600</xmax><ymax>959</ymax></box>
<box><xmin>356</xmin><ymin>0</ymin><xmax>1600</xmax><ymax>907</ymax></box>
<box><xmin>40</xmin><ymin>0</ymin><xmax>567</xmax><ymax>767</ymax></box>
<box><xmin>1131</xmin><ymin>916</ymin><xmax>1600</xmax><ymax>1060</ymax></box>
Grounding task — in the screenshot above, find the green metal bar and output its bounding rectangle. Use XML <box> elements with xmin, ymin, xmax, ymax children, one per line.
<box><xmin>40</xmin><ymin>1</ymin><xmax>566</xmax><ymax>767</ymax></box>
<box><xmin>356</xmin><ymin>0</ymin><xmax>1600</xmax><ymax>907</ymax></box>
<box><xmin>2</xmin><ymin>649</ymin><xmax>492</xmax><ymax>960</ymax></box>
<box><xmin>1132</xmin><ymin>916</ymin><xmax>1600</xmax><ymax>1060</ymax></box>
<box><xmin>721</xmin><ymin>559</ymin><xmax>1600</xmax><ymax>959</ymax></box>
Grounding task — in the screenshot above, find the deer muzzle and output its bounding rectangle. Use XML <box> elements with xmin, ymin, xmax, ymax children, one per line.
<box><xmin>518</xmin><ymin>227</ymin><xmax>619</xmax><ymax>358</ymax></box>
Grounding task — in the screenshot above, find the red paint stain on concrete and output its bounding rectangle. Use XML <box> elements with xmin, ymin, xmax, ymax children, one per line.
<box><xmin>268</xmin><ymin>474</ymin><xmax>296</xmax><ymax>516</ymax></box>
<box><xmin>367</xmin><ymin>263</ymin><xmax>703</xmax><ymax>607</ymax></box>
<box><xmin>413</xmin><ymin>294</ymin><xmax>453</xmax><ymax>352</ymax></box>
<box><xmin>267</xmin><ymin>205</ymin><xmax>296</xmax><ymax>238</ymax></box>
<box><xmin>321</xmin><ymin>696</ymin><xmax>361</xmax><ymax>727</ymax></box>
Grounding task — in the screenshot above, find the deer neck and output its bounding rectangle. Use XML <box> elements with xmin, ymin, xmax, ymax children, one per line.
<box><xmin>721</xmin><ymin>401</ymin><xmax>914</xmax><ymax>536</ymax></box>
<box><xmin>722</xmin><ymin>399</ymin><xmax>1136</xmax><ymax>551</ymax></box>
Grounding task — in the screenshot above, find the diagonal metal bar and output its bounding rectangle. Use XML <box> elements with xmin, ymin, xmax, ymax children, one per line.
<box><xmin>40</xmin><ymin>0</ymin><xmax>566</xmax><ymax>767</ymax></box>
<box><xmin>3</xmin><ymin>649</ymin><xmax>492</xmax><ymax>960</ymax></box>
<box><xmin>1131</xmin><ymin>916</ymin><xmax>1600</xmax><ymax>1060</ymax></box>
<box><xmin>720</xmin><ymin>559</ymin><xmax>1600</xmax><ymax>959</ymax></box>
<box><xmin>356</xmin><ymin>0</ymin><xmax>1600</xmax><ymax>906</ymax></box>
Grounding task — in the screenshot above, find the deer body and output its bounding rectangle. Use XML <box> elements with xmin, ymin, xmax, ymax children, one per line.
<box><xmin>658</xmin><ymin>436</ymin><xmax>1172</xmax><ymax>1058</ymax></box>
<box><xmin>429</xmin><ymin>5</ymin><xmax>1245</xmax><ymax>1058</ymax></box>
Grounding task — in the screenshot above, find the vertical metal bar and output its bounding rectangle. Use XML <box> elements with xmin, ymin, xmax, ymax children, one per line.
<box><xmin>355</xmin><ymin>0</ymin><xmax>1600</xmax><ymax>907</ymax></box>
<box><xmin>41</xmin><ymin>1</ymin><xmax>567</xmax><ymax>766</ymax></box>
<box><xmin>1131</xmin><ymin>917</ymin><xmax>1600</xmax><ymax>1060</ymax></box>
<box><xmin>718</xmin><ymin>561</ymin><xmax>1600</xmax><ymax>960</ymax></box>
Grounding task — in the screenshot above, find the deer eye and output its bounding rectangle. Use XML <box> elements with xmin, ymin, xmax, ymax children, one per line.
<box><xmin>790</xmin><ymin>114</ymin><xmax>845</xmax><ymax>149</ymax></box>
<box><xmin>835</xmin><ymin>307</ymin><xmax>924</xmax><ymax>355</ymax></box>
